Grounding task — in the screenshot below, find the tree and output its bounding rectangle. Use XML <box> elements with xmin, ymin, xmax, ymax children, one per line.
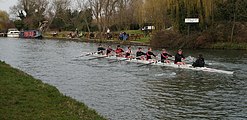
<box><xmin>10</xmin><ymin>0</ymin><xmax>49</xmax><ymax>29</ymax></box>
<box><xmin>48</xmin><ymin>0</ymin><xmax>71</xmax><ymax>31</ymax></box>
<box><xmin>0</xmin><ymin>10</ymin><xmax>9</xmax><ymax>31</ymax></box>
<box><xmin>214</xmin><ymin>0</ymin><xmax>247</xmax><ymax>42</ymax></box>
<box><xmin>76</xmin><ymin>0</ymin><xmax>93</xmax><ymax>32</ymax></box>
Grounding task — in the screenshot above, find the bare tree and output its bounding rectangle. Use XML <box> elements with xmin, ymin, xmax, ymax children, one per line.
<box><xmin>77</xmin><ymin>0</ymin><xmax>91</xmax><ymax>32</ymax></box>
<box><xmin>10</xmin><ymin>0</ymin><xmax>49</xmax><ymax>29</ymax></box>
<box><xmin>45</xmin><ymin>0</ymin><xmax>71</xmax><ymax>30</ymax></box>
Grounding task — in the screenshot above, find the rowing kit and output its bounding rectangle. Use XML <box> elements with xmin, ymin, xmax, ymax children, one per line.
<box><xmin>84</xmin><ymin>52</ymin><xmax>234</xmax><ymax>75</ymax></box>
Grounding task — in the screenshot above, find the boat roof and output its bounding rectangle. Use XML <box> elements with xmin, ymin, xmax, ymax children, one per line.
<box><xmin>8</xmin><ymin>28</ymin><xmax>19</xmax><ymax>32</ymax></box>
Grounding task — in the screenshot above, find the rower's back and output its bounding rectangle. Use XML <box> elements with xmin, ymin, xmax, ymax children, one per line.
<box><xmin>192</xmin><ymin>54</ymin><xmax>205</xmax><ymax>67</ymax></box>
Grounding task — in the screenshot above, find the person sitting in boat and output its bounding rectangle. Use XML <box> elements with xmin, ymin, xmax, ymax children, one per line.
<box><xmin>125</xmin><ymin>46</ymin><xmax>133</xmax><ymax>58</ymax></box>
<box><xmin>192</xmin><ymin>54</ymin><xmax>205</xmax><ymax>67</ymax></box>
<box><xmin>174</xmin><ymin>49</ymin><xmax>185</xmax><ymax>65</ymax></box>
<box><xmin>146</xmin><ymin>48</ymin><xmax>156</xmax><ymax>60</ymax></box>
<box><xmin>160</xmin><ymin>49</ymin><xmax>173</xmax><ymax>63</ymax></box>
<box><xmin>115</xmin><ymin>45</ymin><xmax>124</xmax><ymax>57</ymax></box>
<box><xmin>136</xmin><ymin>47</ymin><xmax>146</xmax><ymax>60</ymax></box>
<box><xmin>97</xmin><ymin>44</ymin><xmax>106</xmax><ymax>55</ymax></box>
<box><xmin>106</xmin><ymin>46</ymin><xmax>114</xmax><ymax>56</ymax></box>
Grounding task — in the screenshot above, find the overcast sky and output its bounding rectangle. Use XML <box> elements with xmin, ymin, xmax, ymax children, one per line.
<box><xmin>0</xmin><ymin>0</ymin><xmax>18</xmax><ymax>13</ymax></box>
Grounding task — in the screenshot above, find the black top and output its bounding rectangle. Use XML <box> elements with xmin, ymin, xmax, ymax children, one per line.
<box><xmin>161</xmin><ymin>53</ymin><xmax>172</xmax><ymax>60</ymax></box>
<box><xmin>136</xmin><ymin>51</ymin><xmax>146</xmax><ymax>57</ymax></box>
<box><xmin>146</xmin><ymin>51</ymin><xmax>156</xmax><ymax>60</ymax></box>
<box><xmin>97</xmin><ymin>47</ymin><xmax>105</xmax><ymax>54</ymax></box>
<box><xmin>98</xmin><ymin>47</ymin><xmax>105</xmax><ymax>51</ymax></box>
<box><xmin>174</xmin><ymin>53</ymin><xmax>185</xmax><ymax>64</ymax></box>
<box><xmin>192</xmin><ymin>57</ymin><xmax>205</xmax><ymax>67</ymax></box>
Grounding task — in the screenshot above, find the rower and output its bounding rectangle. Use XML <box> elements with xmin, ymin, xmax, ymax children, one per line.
<box><xmin>174</xmin><ymin>49</ymin><xmax>185</xmax><ymax>65</ymax></box>
<box><xmin>160</xmin><ymin>49</ymin><xmax>173</xmax><ymax>63</ymax></box>
<box><xmin>106</xmin><ymin>45</ymin><xmax>114</xmax><ymax>56</ymax></box>
<box><xmin>115</xmin><ymin>45</ymin><xmax>124</xmax><ymax>57</ymax></box>
<box><xmin>97</xmin><ymin>44</ymin><xmax>106</xmax><ymax>55</ymax></box>
<box><xmin>146</xmin><ymin>48</ymin><xmax>156</xmax><ymax>60</ymax></box>
<box><xmin>192</xmin><ymin>54</ymin><xmax>205</xmax><ymax>67</ymax></box>
<box><xmin>125</xmin><ymin>46</ymin><xmax>133</xmax><ymax>58</ymax></box>
<box><xmin>136</xmin><ymin>47</ymin><xmax>146</xmax><ymax>60</ymax></box>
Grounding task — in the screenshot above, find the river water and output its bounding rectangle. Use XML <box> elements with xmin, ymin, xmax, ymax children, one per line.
<box><xmin>0</xmin><ymin>38</ymin><xmax>246</xmax><ymax>120</ymax></box>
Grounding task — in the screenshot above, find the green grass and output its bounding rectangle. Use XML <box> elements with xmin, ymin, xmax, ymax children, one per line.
<box><xmin>123</xmin><ymin>30</ymin><xmax>144</xmax><ymax>34</ymax></box>
<box><xmin>134</xmin><ymin>36</ymin><xmax>150</xmax><ymax>43</ymax></box>
<box><xmin>211</xmin><ymin>42</ymin><xmax>247</xmax><ymax>50</ymax></box>
<box><xmin>0</xmin><ymin>61</ymin><xmax>106</xmax><ymax>120</ymax></box>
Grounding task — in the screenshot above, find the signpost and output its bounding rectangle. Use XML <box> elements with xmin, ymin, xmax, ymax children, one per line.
<box><xmin>185</xmin><ymin>18</ymin><xmax>199</xmax><ymax>35</ymax></box>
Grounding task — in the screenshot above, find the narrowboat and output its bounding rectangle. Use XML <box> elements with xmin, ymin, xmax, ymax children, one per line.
<box><xmin>19</xmin><ymin>30</ymin><xmax>43</xmax><ymax>39</ymax></box>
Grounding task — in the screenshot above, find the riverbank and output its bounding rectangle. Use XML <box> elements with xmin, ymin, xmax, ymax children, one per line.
<box><xmin>0</xmin><ymin>60</ymin><xmax>106</xmax><ymax>120</ymax></box>
<box><xmin>150</xmin><ymin>31</ymin><xmax>247</xmax><ymax>50</ymax></box>
<box><xmin>44</xmin><ymin>36</ymin><xmax>149</xmax><ymax>46</ymax></box>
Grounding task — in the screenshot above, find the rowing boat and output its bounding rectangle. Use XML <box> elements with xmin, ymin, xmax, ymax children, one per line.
<box><xmin>86</xmin><ymin>53</ymin><xmax>234</xmax><ymax>75</ymax></box>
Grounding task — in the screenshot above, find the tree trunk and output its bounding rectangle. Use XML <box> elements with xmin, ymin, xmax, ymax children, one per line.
<box><xmin>230</xmin><ymin>13</ymin><xmax>236</xmax><ymax>43</ymax></box>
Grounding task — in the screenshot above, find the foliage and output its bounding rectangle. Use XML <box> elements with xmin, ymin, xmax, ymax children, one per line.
<box><xmin>7</xmin><ymin>0</ymin><xmax>247</xmax><ymax>45</ymax></box>
<box><xmin>0</xmin><ymin>10</ymin><xmax>9</xmax><ymax>31</ymax></box>
<box><xmin>13</xmin><ymin>20</ymin><xmax>26</xmax><ymax>30</ymax></box>
<box><xmin>11</xmin><ymin>0</ymin><xmax>48</xmax><ymax>30</ymax></box>
<box><xmin>214</xmin><ymin>0</ymin><xmax>247</xmax><ymax>22</ymax></box>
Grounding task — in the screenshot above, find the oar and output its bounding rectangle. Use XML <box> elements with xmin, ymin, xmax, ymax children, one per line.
<box><xmin>137</xmin><ymin>60</ymin><xmax>157</xmax><ymax>67</ymax></box>
<box><xmin>109</xmin><ymin>58</ymin><xmax>129</xmax><ymax>63</ymax></box>
<box><xmin>77</xmin><ymin>52</ymin><xmax>96</xmax><ymax>58</ymax></box>
<box><xmin>88</xmin><ymin>55</ymin><xmax>107</xmax><ymax>60</ymax></box>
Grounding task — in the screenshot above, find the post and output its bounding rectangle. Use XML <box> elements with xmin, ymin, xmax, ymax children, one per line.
<box><xmin>185</xmin><ymin>18</ymin><xmax>199</xmax><ymax>36</ymax></box>
<box><xmin>187</xmin><ymin>24</ymin><xmax>190</xmax><ymax>36</ymax></box>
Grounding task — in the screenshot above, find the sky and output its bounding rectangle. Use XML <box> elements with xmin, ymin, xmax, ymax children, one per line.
<box><xmin>0</xmin><ymin>0</ymin><xmax>18</xmax><ymax>13</ymax></box>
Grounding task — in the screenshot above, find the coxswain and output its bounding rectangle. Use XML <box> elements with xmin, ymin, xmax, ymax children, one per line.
<box><xmin>160</xmin><ymin>49</ymin><xmax>173</xmax><ymax>63</ymax></box>
<box><xmin>115</xmin><ymin>45</ymin><xmax>124</xmax><ymax>57</ymax></box>
<box><xmin>136</xmin><ymin>47</ymin><xmax>146</xmax><ymax>60</ymax></box>
<box><xmin>192</xmin><ymin>54</ymin><xmax>205</xmax><ymax>67</ymax></box>
<box><xmin>106</xmin><ymin>45</ymin><xmax>114</xmax><ymax>56</ymax></box>
<box><xmin>97</xmin><ymin>44</ymin><xmax>106</xmax><ymax>54</ymax></box>
<box><xmin>146</xmin><ymin>48</ymin><xmax>156</xmax><ymax>60</ymax></box>
<box><xmin>174</xmin><ymin>49</ymin><xmax>185</xmax><ymax>65</ymax></box>
<box><xmin>125</xmin><ymin>46</ymin><xmax>132</xmax><ymax>58</ymax></box>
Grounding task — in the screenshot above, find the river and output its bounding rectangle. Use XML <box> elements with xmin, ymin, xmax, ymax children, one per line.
<box><xmin>0</xmin><ymin>38</ymin><xmax>246</xmax><ymax>120</ymax></box>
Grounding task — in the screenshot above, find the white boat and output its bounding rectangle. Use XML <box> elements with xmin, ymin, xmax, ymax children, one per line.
<box><xmin>87</xmin><ymin>53</ymin><xmax>234</xmax><ymax>75</ymax></box>
<box><xmin>7</xmin><ymin>28</ymin><xmax>20</xmax><ymax>38</ymax></box>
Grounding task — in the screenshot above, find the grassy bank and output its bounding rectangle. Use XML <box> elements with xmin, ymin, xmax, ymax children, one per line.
<box><xmin>0</xmin><ymin>61</ymin><xmax>106</xmax><ymax>120</ymax></box>
<box><xmin>210</xmin><ymin>42</ymin><xmax>247</xmax><ymax>50</ymax></box>
<box><xmin>43</xmin><ymin>30</ymin><xmax>150</xmax><ymax>46</ymax></box>
<box><xmin>151</xmin><ymin>28</ymin><xmax>247</xmax><ymax>50</ymax></box>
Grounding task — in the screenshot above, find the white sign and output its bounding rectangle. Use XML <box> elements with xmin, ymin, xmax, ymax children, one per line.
<box><xmin>185</xmin><ymin>18</ymin><xmax>199</xmax><ymax>23</ymax></box>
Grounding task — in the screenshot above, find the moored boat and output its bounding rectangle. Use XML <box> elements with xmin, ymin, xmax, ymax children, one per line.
<box><xmin>7</xmin><ymin>28</ymin><xmax>20</xmax><ymax>38</ymax></box>
<box><xmin>19</xmin><ymin>30</ymin><xmax>43</xmax><ymax>39</ymax></box>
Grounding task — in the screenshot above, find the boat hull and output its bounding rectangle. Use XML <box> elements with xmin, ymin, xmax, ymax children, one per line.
<box><xmin>7</xmin><ymin>28</ymin><xmax>20</xmax><ymax>38</ymax></box>
<box><xmin>89</xmin><ymin>53</ymin><xmax>234</xmax><ymax>75</ymax></box>
<box><xmin>19</xmin><ymin>30</ymin><xmax>42</xmax><ymax>39</ymax></box>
